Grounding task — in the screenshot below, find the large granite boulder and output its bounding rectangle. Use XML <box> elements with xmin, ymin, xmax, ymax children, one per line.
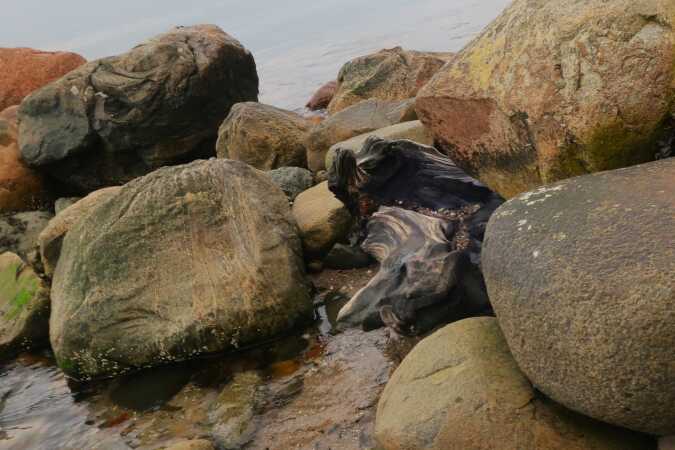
<box><xmin>38</xmin><ymin>187</ymin><xmax>121</xmax><ymax>278</ymax></box>
<box><xmin>291</xmin><ymin>181</ymin><xmax>352</xmax><ymax>258</ymax></box>
<box><xmin>0</xmin><ymin>48</ymin><xmax>86</xmax><ymax>111</ymax></box>
<box><xmin>0</xmin><ymin>252</ymin><xmax>50</xmax><ymax>359</ymax></box>
<box><xmin>483</xmin><ymin>159</ymin><xmax>675</xmax><ymax>435</ymax></box>
<box><xmin>416</xmin><ymin>0</ymin><xmax>675</xmax><ymax>198</ymax></box>
<box><xmin>0</xmin><ymin>106</ymin><xmax>50</xmax><ymax>212</ymax></box>
<box><xmin>50</xmin><ymin>159</ymin><xmax>312</xmax><ymax>379</ymax></box>
<box><xmin>306</xmin><ymin>98</ymin><xmax>417</xmax><ymax>171</ymax></box>
<box><xmin>328</xmin><ymin>47</ymin><xmax>452</xmax><ymax>114</ymax></box>
<box><xmin>19</xmin><ymin>25</ymin><xmax>259</xmax><ymax>193</ymax></box>
<box><xmin>376</xmin><ymin>317</ymin><xmax>655</xmax><ymax>450</ymax></box>
<box><xmin>216</xmin><ymin>102</ymin><xmax>312</xmax><ymax>170</ymax></box>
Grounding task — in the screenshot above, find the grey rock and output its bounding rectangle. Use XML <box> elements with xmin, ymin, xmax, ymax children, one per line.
<box><xmin>483</xmin><ymin>158</ymin><xmax>675</xmax><ymax>435</ymax></box>
<box><xmin>19</xmin><ymin>25</ymin><xmax>258</xmax><ymax>193</ymax></box>
<box><xmin>54</xmin><ymin>197</ymin><xmax>81</xmax><ymax>215</ymax></box>
<box><xmin>266</xmin><ymin>167</ymin><xmax>314</xmax><ymax>201</ymax></box>
<box><xmin>0</xmin><ymin>211</ymin><xmax>53</xmax><ymax>260</ymax></box>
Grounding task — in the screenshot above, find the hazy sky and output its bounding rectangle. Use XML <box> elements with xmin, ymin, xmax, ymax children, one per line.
<box><xmin>0</xmin><ymin>0</ymin><xmax>510</xmax><ymax>108</ymax></box>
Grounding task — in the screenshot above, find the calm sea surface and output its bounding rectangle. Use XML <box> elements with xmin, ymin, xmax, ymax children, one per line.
<box><xmin>1</xmin><ymin>0</ymin><xmax>510</xmax><ymax>109</ymax></box>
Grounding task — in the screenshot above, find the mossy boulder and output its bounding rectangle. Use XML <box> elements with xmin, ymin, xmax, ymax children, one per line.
<box><xmin>50</xmin><ymin>159</ymin><xmax>312</xmax><ymax>379</ymax></box>
<box><xmin>0</xmin><ymin>252</ymin><xmax>50</xmax><ymax>359</ymax></box>
<box><xmin>376</xmin><ymin>317</ymin><xmax>655</xmax><ymax>450</ymax></box>
<box><xmin>483</xmin><ymin>159</ymin><xmax>675</xmax><ymax>435</ymax></box>
<box><xmin>416</xmin><ymin>0</ymin><xmax>675</xmax><ymax>198</ymax></box>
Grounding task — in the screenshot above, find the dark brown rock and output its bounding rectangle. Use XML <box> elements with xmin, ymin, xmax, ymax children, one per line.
<box><xmin>19</xmin><ymin>25</ymin><xmax>259</xmax><ymax>193</ymax></box>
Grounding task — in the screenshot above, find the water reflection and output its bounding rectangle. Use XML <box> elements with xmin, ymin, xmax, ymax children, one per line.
<box><xmin>0</xmin><ymin>292</ymin><xmax>352</xmax><ymax>449</ymax></box>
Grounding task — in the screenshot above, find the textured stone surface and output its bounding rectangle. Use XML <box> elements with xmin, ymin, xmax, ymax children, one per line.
<box><xmin>328</xmin><ymin>47</ymin><xmax>452</xmax><ymax>114</ymax></box>
<box><xmin>266</xmin><ymin>167</ymin><xmax>314</xmax><ymax>201</ymax></box>
<box><xmin>325</xmin><ymin>120</ymin><xmax>433</xmax><ymax>169</ymax></box>
<box><xmin>38</xmin><ymin>187</ymin><xmax>121</xmax><ymax>278</ymax></box>
<box><xmin>50</xmin><ymin>159</ymin><xmax>312</xmax><ymax>379</ymax></box>
<box><xmin>216</xmin><ymin>102</ymin><xmax>312</xmax><ymax>170</ymax></box>
<box><xmin>306</xmin><ymin>98</ymin><xmax>417</xmax><ymax>171</ymax></box>
<box><xmin>306</xmin><ymin>80</ymin><xmax>337</xmax><ymax>111</ymax></box>
<box><xmin>0</xmin><ymin>106</ymin><xmax>50</xmax><ymax>212</ymax></box>
<box><xmin>483</xmin><ymin>159</ymin><xmax>675</xmax><ymax>435</ymax></box>
<box><xmin>19</xmin><ymin>25</ymin><xmax>259</xmax><ymax>192</ymax></box>
<box><xmin>165</xmin><ymin>440</ymin><xmax>215</xmax><ymax>450</ymax></box>
<box><xmin>416</xmin><ymin>0</ymin><xmax>675</xmax><ymax>198</ymax></box>
<box><xmin>0</xmin><ymin>252</ymin><xmax>50</xmax><ymax>359</ymax></box>
<box><xmin>0</xmin><ymin>211</ymin><xmax>53</xmax><ymax>260</ymax></box>
<box><xmin>291</xmin><ymin>181</ymin><xmax>352</xmax><ymax>258</ymax></box>
<box><xmin>376</xmin><ymin>317</ymin><xmax>655</xmax><ymax>450</ymax></box>
<box><xmin>0</xmin><ymin>48</ymin><xmax>86</xmax><ymax>111</ymax></box>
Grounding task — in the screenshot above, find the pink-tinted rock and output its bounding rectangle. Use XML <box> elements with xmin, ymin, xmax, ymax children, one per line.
<box><xmin>0</xmin><ymin>48</ymin><xmax>86</xmax><ymax>111</ymax></box>
<box><xmin>306</xmin><ymin>81</ymin><xmax>337</xmax><ymax>111</ymax></box>
<box><xmin>0</xmin><ymin>106</ymin><xmax>49</xmax><ymax>212</ymax></box>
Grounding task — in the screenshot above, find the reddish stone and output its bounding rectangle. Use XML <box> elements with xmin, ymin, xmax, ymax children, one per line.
<box><xmin>0</xmin><ymin>105</ymin><xmax>49</xmax><ymax>211</ymax></box>
<box><xmin>306</xmin><ymin>80</ymin><xmax>337</xmax><ymax>111</ymax></box>
<box><xmin>0</xmin><ymin>48</ymin><xmax>86</xmax><ymax>111</ymax></box>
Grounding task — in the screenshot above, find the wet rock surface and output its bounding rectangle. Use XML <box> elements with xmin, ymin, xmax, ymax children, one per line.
<box><xmin>18</xmin><ymin>25</ymin><xmax>259</xmax><ymax>193</ymax></box>
<box><xmin>483</xmin><ymin>159</ymin><xmax>675</xmax><ymax>435</ymax></box>
<box><xmin>0</xmin><ymin>266</ymin><xmax>404</xmax><ymax>450</ymax></box>
<box><xmin>0</xmin><ymin>252</ymin><xmax>50</xmax><ymax>360</ymax></box>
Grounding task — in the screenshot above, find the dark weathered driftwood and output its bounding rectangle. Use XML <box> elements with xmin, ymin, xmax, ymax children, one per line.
<box><xmin>328</xmin><ymin>137</ymin><xmax>503</xmax><ymax>335</ymax></box>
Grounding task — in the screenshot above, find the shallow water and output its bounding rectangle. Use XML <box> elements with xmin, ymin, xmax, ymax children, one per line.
<box><xmin>1</xmin><ymin>0</ymin><xmax>510</xmax><ymax>109</ymax></box>
<box><xmin>0</xmin><ymin>273</ymin><xmax>398</xmax><ymax>450</ymax></box>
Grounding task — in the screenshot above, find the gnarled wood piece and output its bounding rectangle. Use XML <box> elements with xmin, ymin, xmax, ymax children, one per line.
<box><xmin>328</xmin><ymin>137</ymin><xmax>503</xmax><ymax>334</ymax></box>
<box><xmin>337</xmin><ymin>207</ymin><xmax>492</xmax><ymax>335</ymax></box>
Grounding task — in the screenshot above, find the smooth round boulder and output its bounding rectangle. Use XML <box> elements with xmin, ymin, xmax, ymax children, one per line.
<box><xmin>50</xmin><ymin>159</ymin><xmax>312</xmax><ymax>379</ymax></box>
<box><xmin>0</xmin><ymin>48</ymin><xmax>86</xmax><ymax>111</ymax></box>
<box><xmin>376</xmin><ymin>317</ymin><xmax>655</xmax><ymax>450</ymax></box>
<box><xmin>291</xmin><ymin>181</ymin><xmax>352</xmax><ymax>258</ymax></box>
<box><xmin>328</xmin><ymin>47</ymin><xmax>452</xmax><ymax>114</ymax></box>
<box><xmin>416</xmin><ymin>0</ymin><xmax>675</xmax><ymax>198</ymax></box>
<box><xmin>19</xmin><ymin>25</ymin><xmax>259</xmax><ymax>193</ymax></box>
<box><xmin>483</xmin><ymin>159</ymin><xmax>675</xmax><ymax>435</ymax></box>
<box><xmin>216</xmin><ymin>102</ymin><xmax>312</xmax><ymax>170</ymax></box>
